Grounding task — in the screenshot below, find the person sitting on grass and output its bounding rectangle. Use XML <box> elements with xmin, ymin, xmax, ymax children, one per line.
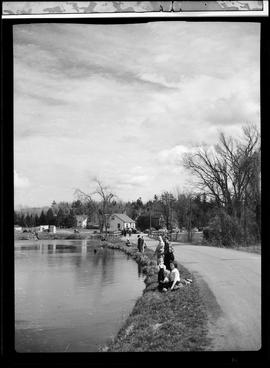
<box><xmin>162</xmin><ymin>261</ymin><xmax>181</xmax><ymax>292</ymax></box>
<box><xmin>126</xmin><ymin>239</ymin><xmax>131</xmax><ymax>247</ymax></box>
<box><xmin>157</xmin><ymin>258</ymin><xmax>169</xmax><ymax>291</ymax></box>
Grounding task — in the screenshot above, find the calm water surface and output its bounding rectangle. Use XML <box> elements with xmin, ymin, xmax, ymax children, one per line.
<box><xmin>15</xmin><ymin>240</ymin><xmax>144</xmax><ymax>352</ymax></box>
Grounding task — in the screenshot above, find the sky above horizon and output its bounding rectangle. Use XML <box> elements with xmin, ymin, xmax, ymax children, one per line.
<box><xmin>14</xmin><ymin>22</ymin><xmax>260</xmax><ymax>208</ymax></box>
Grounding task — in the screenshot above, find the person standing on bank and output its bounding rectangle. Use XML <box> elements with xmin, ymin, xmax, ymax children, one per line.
<box><xmin>154</xmin><ymin>235</ymin><xmax>165</xmax><ymax>262</ymax></box>
<box><xmin>140</xmin><ymin>236</ymin><xmax>145</xmax><ymax>253</ymax></box>
<box><xmin>164</xmin><ymin>242</ymin><xmax>175</xmax><ymax>271</ymax></box>
<box><xmin>137</xmin><ymin>235</ymin><xmax>141</xmax><ymax>251</ymax></box>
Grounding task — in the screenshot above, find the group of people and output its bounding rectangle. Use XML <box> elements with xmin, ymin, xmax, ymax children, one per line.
<box><xmin>124</xmin><ymin>231</ymin><xmax>145</xmax><ymax>249</ymax></box>
<box><xmin>124</xmin><ymin>231</ymin><xmax>192</xmax><ymax>292</ymax></box>
<box><xmin>125</xmin><ymin>234</ymin><xmax>146</xmax><ymax>251</ymax></box>
<box><xmin>155</xmin><ymin>235</ymin><xmax>192</xmax><ymax>292</ymax></box>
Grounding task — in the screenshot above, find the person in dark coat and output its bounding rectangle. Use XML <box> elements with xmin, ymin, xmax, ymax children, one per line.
<box><xmin>140</xmin><ymin>236</ymin><xmax>145</xmax><ymax>253</ymax></box>
<box><xmin>137</xmin><ymin>235</ymin><xmax>141</xmax><ymax>251</ymax></box>
<box><xmin>164</xmin><ymin>242</ymin><xmax>175</xmax><ymax>271</ymax></box>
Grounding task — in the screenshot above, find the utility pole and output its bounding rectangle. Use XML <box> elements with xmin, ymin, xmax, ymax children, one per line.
<box><xmin>188</xmin><ymin>195</ymin><xmax>192</xmax><ymax>242</ymax></box>
<box><xmin>147</xmin><ymin>205</ymin><xmax>152</xmax><ymax>235</ymax></box>
<box><xmin>149</xmin><ymin>209</ymin><xmax>152</xmax><ymax>234</ymax></box>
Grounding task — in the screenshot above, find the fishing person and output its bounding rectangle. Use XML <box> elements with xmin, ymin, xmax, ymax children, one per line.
<box><xmin>154</xmin><ymin>235</ymin><xmax>165</xmax><ymax>262</ymax></box>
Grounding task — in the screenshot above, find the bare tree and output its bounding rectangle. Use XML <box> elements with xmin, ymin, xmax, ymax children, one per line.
<box><xmin>183</xmin><ymin>124</ymin><xmax>260</xmax><ymax>241</ymax></box>
<box><xmin>158</xmin><ymin>191</ymin><xmax>176</xmax><ymax>230</ymax></box>
<box><xmin>75</xmin><ymin>178</ymin><xmax>117</xmax><ymax>236</ymax></box>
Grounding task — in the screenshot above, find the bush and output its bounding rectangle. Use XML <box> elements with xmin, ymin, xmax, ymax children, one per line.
<box><xmin>204</xmin><ymin>210</ymin><xmax>243</xmax><ymax>247</ymax></box>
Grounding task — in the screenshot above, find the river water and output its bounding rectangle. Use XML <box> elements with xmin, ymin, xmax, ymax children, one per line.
<box><xmin>15</xmin><ymin>240</ymin><xmax>144</xmax><ymax>352</ymax></box>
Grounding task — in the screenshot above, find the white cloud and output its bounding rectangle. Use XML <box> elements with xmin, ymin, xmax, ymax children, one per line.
<box><xmin>14</xmin><ymin>170</ymin><xmax>30</xmax><ymax>188</ymax></box>
<box><xmin>157</xmin><ymin>145</ymin><xmax>190</xmax><ymax>166</ymax></box>
<box><xmin>13</xmin><ymin>22</ymin><xmax>260</xmax><ymax>206</ymax></box>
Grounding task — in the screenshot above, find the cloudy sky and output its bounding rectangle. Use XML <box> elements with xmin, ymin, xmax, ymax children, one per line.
<box><xmin>14</xmin><ymin>21</ymin><xmax>260</xmax><ymax>207</ymax></box>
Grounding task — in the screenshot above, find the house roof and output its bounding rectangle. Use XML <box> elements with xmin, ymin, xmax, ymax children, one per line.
<box><xmin>111</xmin><ymin>213</ymin><xmax>135</xmax><ymax>223</ymax></box>
<box><xmin>75</xmin><ymin>215</ymin><xmax>88</xmax><ymax>221</ymax></box>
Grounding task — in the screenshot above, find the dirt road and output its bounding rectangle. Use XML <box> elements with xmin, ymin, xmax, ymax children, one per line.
<box><xmin>126</xmin><ymin>234</ymin><xmax>261</xmax><ymax>351</ymax></box>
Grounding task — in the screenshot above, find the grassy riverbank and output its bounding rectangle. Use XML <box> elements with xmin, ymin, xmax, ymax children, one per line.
<box><xmin>100</xmin><ymin>239</ymin><xmax>211</xmax><ymax>352</ymax></box>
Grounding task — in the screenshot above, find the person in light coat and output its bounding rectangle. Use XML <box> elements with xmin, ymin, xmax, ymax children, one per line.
<box><xmin>154</xmin><ymin>235</ymin><xmax>165</xmax><ymax>262</ymax></box>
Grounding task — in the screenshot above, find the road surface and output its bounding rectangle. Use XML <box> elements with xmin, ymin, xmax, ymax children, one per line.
<box><xmin>125</xmin><ymin>234</ymin><xmax>261</xmax><ymax>351</ymax></box>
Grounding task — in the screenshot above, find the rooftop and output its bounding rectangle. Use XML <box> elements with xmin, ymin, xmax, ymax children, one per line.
<box><xmin>111</xmin><ymin>213</ymin><xmax>135</xmax><ymax>223</ymax></box>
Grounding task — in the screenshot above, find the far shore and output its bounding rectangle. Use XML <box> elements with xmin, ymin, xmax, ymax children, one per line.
<box><xmin>14</xmin><ymin>229</ymin><xmax>261</xmax><ymax>254</ymax></box>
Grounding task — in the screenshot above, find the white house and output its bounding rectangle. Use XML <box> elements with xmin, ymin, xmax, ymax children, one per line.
<box><xmin>39</xmin><ymin>225</ymin><xmax>49</xmax><ymax>232</ymax></box>
<box><xmin>107</xmin><ymin>213</ymin><xmax>136</xmax><ymax>232</ymax></box>
<box><xmin>75</xmin><ymin>215</ymin><xmax>88</xmax><ymax>228</ymax></box>
<box><xmin>14</xmin><ymin>225</ymin><xmax>22</xmax><ymax>232</ymax></box>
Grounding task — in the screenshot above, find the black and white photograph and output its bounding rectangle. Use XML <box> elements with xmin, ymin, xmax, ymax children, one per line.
<box><xmin>1</xmin><ymin>0</ymin><xmax>267</xmax><ymax>364</ymax></box>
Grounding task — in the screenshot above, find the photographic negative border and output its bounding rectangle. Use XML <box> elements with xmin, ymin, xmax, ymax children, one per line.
<box><xmin>1</xmin><ymin>4</ymin><xmax>269</xmax><ymax>368</ymax></box>
<box><xmin>2</xmin><ymin>1</ymin><xmax>269</xmax><ymax>18</ymax></box>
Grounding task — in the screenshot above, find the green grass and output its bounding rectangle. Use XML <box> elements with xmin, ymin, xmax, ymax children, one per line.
<box><xmin>100</xmin><ymin>240</ymin><xmax>211</xmax><ymax>352</ymax></box>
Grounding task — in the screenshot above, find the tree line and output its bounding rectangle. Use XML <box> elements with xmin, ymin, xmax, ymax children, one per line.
<box><xmin>15</xmin><ymin>124</ymin><xmax>260</xmax><ymax>246</ymax></box>
<box><xmin>14</xmin><ymin>201</ymin><xmax>87</xmax><ymax>228</ymax></box>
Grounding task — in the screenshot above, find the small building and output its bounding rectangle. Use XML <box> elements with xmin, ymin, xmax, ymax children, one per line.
<box><xmin>75</xmin><ymin>215</ymin><xmax>88</xmax><ymax>228</ymax></box>
<box><xmin>107</xmin><ymin>213</ymin><xmax>136</xmax><ymax>232</ymax></box>
<box><xmin>39</xmin><ymin>225</ymin><xmax>49</xmax><ymax>232</ymax></box>
<box><xmin>14</xmin><ymin>225</ymin><xmax>22</xmax><ymax>232</ymax></box>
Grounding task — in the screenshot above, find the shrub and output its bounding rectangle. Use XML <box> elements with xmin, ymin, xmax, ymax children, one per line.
<box><xmin>205</xmin><ymin>210</ymin><xmax>242</xmax><ymax>247</ymax></box>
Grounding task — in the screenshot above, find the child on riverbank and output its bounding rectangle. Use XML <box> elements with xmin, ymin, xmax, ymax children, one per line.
<box><xmin>157</xmin><ymin>258</ymin><xmax>170</xmax><ymax>291</ymax></box>
<box><xmin>161</xmin><ymin>261</ymin><xmax>193</xmax><ymax>292</ymax></box>
<box><xmin>166</xmin><ymin>261</ymin><xmax>181</xmax><ymax>291</ymax></box>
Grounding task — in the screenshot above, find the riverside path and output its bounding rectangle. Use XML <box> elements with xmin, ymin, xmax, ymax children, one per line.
<box><xmin>124</xmin><ymin>233</ymin><xmax>261</xmax><ymax>351</ymax></box>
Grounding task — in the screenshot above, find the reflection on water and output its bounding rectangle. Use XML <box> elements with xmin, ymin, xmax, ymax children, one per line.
<box><xmin>137</xmin><ymin>263</ymin><xmax>144</xmax><ymax>277</ymax></box>
<box><xmin>15</xmin><ymin>240</ymin><xmax>144</xmax><ymax>352</ymax></box>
